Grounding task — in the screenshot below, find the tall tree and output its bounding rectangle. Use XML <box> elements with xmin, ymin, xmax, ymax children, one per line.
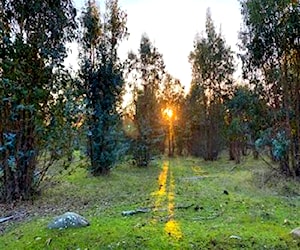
<box><xmin>128</xmin><ymin>34</ymin><xmax>165</xmax><ymax>167</ymax></box>
<box><xmin>78</xmin><ymin>0</ymin><xmax>128</xmax><ymax>175</ymax></box>
<box><xmin>188</xmin><ymin>9</ymin><xmax>235</xmax><ymax>160</ymax></box>
<box><xmin>0</xmin><ymin>0</ymin><xmax>77</xmax><ymax>202</ymax></box>
<box><xmin>239</xmin><ymin>0</ymin><xmax>300</xmax><ymax>175</ymax></box>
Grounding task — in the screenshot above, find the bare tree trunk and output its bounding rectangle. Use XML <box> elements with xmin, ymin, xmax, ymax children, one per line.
<box><xmin>229</xmin><ymin>141</ymin><xmax>235</xmax><ymax>160</ymax></box>
<box><xmin>281</xmin><ymin>58</ymin><xmax>292</xmax><ymax>176</ymax></box>
<box><xmin>229</xmin><ymin>140</ymin><xmax>241</xmax><ymax>164</ymax></box>
<box><xmin>234</xmin><ymin>140</ymin><xmax>241</xmax><ymax>164</ymax></box>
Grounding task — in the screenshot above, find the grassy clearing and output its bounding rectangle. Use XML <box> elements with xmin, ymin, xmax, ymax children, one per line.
<box><xmin>1</xmin><ymin>155</ymin><xmax>300</xmax><ymax>249</ymax></box>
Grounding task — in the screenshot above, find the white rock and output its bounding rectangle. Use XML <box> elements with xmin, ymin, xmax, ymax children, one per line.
<box><xmin>48</xmin><ymin>212</ymin><xmax>90</xmax><ymax>229</ymax></box>
<box><xmin>291</xmin><ymin>228</ymin><xmax>300</xmax><ymax>239</ymax></box>
<box><xmin>229</xmin><ymin>235</ymin><xmax>242</xmax><ymax>240</ymax></box>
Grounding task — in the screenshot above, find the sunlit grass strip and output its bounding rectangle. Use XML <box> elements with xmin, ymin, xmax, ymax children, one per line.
<box><xmin>164</xmin><ymin>169</ymin><xmax>182</xmax><ymax>240</ymax></box>
<box><xmin>192</xmin><ymin>165</ymin><xmax>202</xmax><ymax>175</ymax></box>
<box><xmin>151</xmin><ymin>162</ymin><xmax>169</xmax><ymax>211</ymax></box>
<box><xmin>151</xmin><ymin>161</ymin><xmax>182</xmax><ymax>240</ymax></box>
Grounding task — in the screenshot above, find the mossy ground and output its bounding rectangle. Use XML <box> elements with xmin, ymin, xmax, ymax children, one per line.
<box><xmin>1</xmin><ymin>153</ymin><xmax>300</xmax><ymax>249</ymax></box>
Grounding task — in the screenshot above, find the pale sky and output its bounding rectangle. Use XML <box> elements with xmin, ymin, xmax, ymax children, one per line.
<box><xmin>69</xmin><ymin>0</ymin><xmax>243</xmax><ymax>90</ymax></box>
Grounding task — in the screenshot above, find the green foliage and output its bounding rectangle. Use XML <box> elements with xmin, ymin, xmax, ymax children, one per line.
<box><xmin>78</xmin><ymin>0</ymin><xmax>128</xmax><ymax>175</ymax></box>
<box><xmin>272</xmin><ymin>131</ymin><xmax>290</xmax><ymax>161</ymax></box>
<box><xmin>255</xmin><ymin>129</ymin><xmax>290</xmax><ymax>163</ymax></box>
<box><xmin>225</xmin><ymin>85</ymin><xmax>268</xmax><ymax>162</ymax></box>
<box><xmin>0</xmin><ymin>0</ymin><xmax>77</xmax><ymax>202</ymax></box>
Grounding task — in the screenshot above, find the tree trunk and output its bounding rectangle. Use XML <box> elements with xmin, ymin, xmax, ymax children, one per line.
<box><xmin>229</xmin><ymin>141</ymin><xmax>235</xmax><ymax>160</ymax></box>
<box><xmin>294</xmin><ymin>58</ymin><xmax>300</xmax><ymax>176</ymax></box>
<box><xmin>234</xmin><ymin>140</ymin><xmax>241</xmax><ymax>164</ymax></box>
<box><xmin>280</xmin><ymin>155</ymin><xmax>291</xmax><ymax>176</ymax></box>
<box><xmin>282</xmin><ymin>56</ymin><xmax>292</xmax><ymax>176</ymax></box>
<box><xmin>2</xmin><ymin>127</ymin><xmax>37</xmax><ymax>202</ymax></box>
<box><xmin>253</xmin><ymin>149</ymin><xmax>259</xmax><ymax>160</ymax></box>
<box><xmin>229</xmin><ymin>140</ymin><xmax>241</xmax><ymax>164</ymax></box>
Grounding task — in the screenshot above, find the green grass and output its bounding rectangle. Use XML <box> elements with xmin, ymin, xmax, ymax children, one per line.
<box><xmin>1</xmin><ymin>155</ymin><xmax>300</xmax><ymax>249</ymax></box>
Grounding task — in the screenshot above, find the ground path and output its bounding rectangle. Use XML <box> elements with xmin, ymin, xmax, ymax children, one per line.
<box><xmin>150</xmin><ymin>159</ymin><xmax>205</xmax><ymax>243</ymax></box>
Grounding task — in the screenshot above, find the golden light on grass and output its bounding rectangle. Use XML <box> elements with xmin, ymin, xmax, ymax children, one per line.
<box><xmin>154</xmin><ymin>163</ymin><xmax>168</xmax><ymax>196</ymax></box>
<box><xmin>192</xmin><ymin>166</ymin><xmax>202</xmax><ymax>175</ymax></box>
<box><xmin>165</xmin><ymin>219</ymin><xmax>182</xmax><ymax>240</ymax></box>
<box><xmin>152</xmin><ymin>161</ymin><xmax>182</xmax><ymax>240</ymax></box>
<box><xmin>164</xmin><ymin>171</ymin><xmax>182</xmax><ymax>240</ymax></box>
<box><xmin>152</xmin><ymin>162</ymin><xmax>169</xmax><ymax>211</ymax></box>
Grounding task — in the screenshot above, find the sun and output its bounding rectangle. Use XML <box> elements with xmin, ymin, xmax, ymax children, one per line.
<box><xmin>163</xmin><ymin>108</ymin><xmax>173</xmax><ymax>119</ymax></box>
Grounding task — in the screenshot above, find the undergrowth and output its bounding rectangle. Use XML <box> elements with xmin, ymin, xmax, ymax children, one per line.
<box><xmin>0</xmin><ymin>154</ymin><xmax>299</xmax><ymax>249</ymax></box>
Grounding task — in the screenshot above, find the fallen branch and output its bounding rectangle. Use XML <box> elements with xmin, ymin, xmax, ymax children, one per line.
<box><xmin>174</xmin><ymin>204</ymin><xmax>194</xmax><ymax>210</ymax></box>
<box><xmin>0</xmin><ymin>215</ymin><xmax>14</xmax><ymax>224</ymax></box>
<box><xmin>121</xmin><ymin>208</ymin><xmax>151</xmax><ymax>216</ymax></box>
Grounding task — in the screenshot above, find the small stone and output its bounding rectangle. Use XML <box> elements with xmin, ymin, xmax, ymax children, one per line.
<box><xmin>48</xmin><ymin>212</ymin><xmax>90</xmax><ymax>229</ymax></box>
<box><xmin>290</xmin><ymin>228</ymin><xmax>300</xmax><ymax>239</ymax></box>
<box><xmin>229</xmin><ymin>235</ymin><xmax>242</xmax><ymax>240</ymax></box>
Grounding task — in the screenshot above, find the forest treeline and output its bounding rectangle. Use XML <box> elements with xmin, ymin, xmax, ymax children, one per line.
<box><xmin>0</xmin><ymin>0</ymin><xmax>299</xmax><ymax>203</ymax></box>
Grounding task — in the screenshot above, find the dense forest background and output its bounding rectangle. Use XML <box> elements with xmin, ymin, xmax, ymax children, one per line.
<box><xmin>0</xmin><ymin>0</ymin><xmax>299</xmax><ymax>203</ymax></box>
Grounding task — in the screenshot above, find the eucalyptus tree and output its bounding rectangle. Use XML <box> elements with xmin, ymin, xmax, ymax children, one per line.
<box><xmin>0</xmin><ymin>0</ymin><xmax>77</xmax><ymax>202</ymax></box>
<box><xmin>78</xmin><ymin>0</ymin><xmax>128</xmax><ymax>175</ymax></box>
<box><xmin>128</xmin><ymin>34</ymin><xmax>165</xmax><ymax>167</ymax></box>
<box><xmin>239</xmin><ymin>0</ymin><xmax>300</xmax><ymax>175</ymax></box>
<box><xmin>188</xmin><ymin>9</ymin><xmax>235</xmax><ymax>160</ymax></box>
